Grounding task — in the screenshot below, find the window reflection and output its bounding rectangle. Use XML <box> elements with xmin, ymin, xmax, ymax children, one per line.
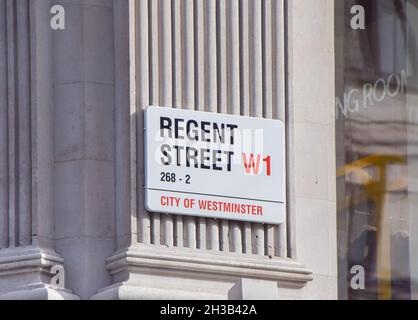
<box><xmin>336</xmin><ymin>0</ymin><xmax>418</xmax><ymax>300</ymax></box>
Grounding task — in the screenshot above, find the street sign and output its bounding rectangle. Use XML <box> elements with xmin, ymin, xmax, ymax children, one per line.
<box><xmin>144</xmin><ymin>106</ymin><xmax>286</xmax><ymax>225</ymax></box>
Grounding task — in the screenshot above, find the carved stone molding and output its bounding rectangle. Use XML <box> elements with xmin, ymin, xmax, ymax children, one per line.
<box><xmin>92</xmin><ymin>244</ymin><xmax>313</xmax><ymax>300</ymax></box>
<box><xmin>0</xmin><ymin>246</ymin><xmax>79</xmax><ymax>300</ymax></box>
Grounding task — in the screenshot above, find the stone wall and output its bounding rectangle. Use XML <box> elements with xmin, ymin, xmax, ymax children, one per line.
<box><xmin>0</xmin><ymin>0</ymin><xmax>337</xmax><ymax>300</ymax></box>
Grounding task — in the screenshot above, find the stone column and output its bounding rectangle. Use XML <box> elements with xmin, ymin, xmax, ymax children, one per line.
<box><xmin>52</xmin><ymin>0</ymin><xmax>116</xmax><ymax>299</ymax></box>
<box><xmin>0</xmin><ymin>0</ymin><xmax>78</xmax><ymax>300</ymax></box>
<box><xmin>287</xmin><ymin>0</ymin><xmax>338</xmax><ymax>299</ymax></box>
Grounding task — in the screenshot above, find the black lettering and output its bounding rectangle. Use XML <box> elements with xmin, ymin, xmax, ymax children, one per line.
<box><xmin>201</xmin><ymin>122</ymin><xmax>211</xmax><ymax>142</ymax></box>
<box><xmin>186</xmin><ymin>147</ymin><xmax>199</xmax><ymax>168</ymax></box>
<box><xmin>174</xmin><ymin>118</ymin><xmax>185</xmax><ymax>139</ymax></box>
<box><xmin>173</xmin><ymin>145</ymin><xmax>184</xmax><ymax>166</ymax></box>
<box><xmin>160</xmin><ymin>144</ymin><xmax>172</xmax><ymax>165</ymax></box>
<box><xmin>212</xmin><ymin>150</ymin><xmax>223</xmax><ymax>171</ymax></box>
<box><xmin>160</xmin><ymin>117</ymin><xmax>172</xmax><ymax>138</ymax></box>
<box><xmin>213</xmin><ymin>123</ymin><xmax>225</xmax><ymax>144</ymax></box>
<box><xmin>226</xmin><ymin>124</ymin><xmax>238</xmax><ymax>145</ymax></box>
<box><xmin>186</xmin><ymin>120</ymin><xmax>199</xmax><ymax>141</ymax></box>
<box><xmin>200</xmin><ymin>149</ymin><xmax>211</xmax><ymax>169</ymax></box>
<box><xmin>224</xmin><ymin>151</ymin><xmax>234</xmax><ymax>172</ymax></box>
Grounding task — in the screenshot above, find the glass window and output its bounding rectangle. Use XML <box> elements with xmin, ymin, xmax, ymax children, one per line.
<box><xmin>336</xmin><ymin>0</ymin><xmax>418</xmax><ymax>300</ymax></box>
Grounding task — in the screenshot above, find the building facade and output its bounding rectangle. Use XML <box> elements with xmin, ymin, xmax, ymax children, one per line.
<box><xmin>0</xmin><ymin>0</ymin><xmax>337</xmax><ymax>300</ymax></box>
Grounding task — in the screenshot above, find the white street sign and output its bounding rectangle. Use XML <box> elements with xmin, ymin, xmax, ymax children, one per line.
<box><xmin>144</xmin><ymin>106</ymin><xmax>286</xmax><ymax>225</ymax></box>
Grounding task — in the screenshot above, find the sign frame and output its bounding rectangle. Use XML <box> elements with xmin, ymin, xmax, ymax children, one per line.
<box><xmin>144</xmin><ymin>106</ymin><xmax>286</xmax><ymax>225</ymax></box>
